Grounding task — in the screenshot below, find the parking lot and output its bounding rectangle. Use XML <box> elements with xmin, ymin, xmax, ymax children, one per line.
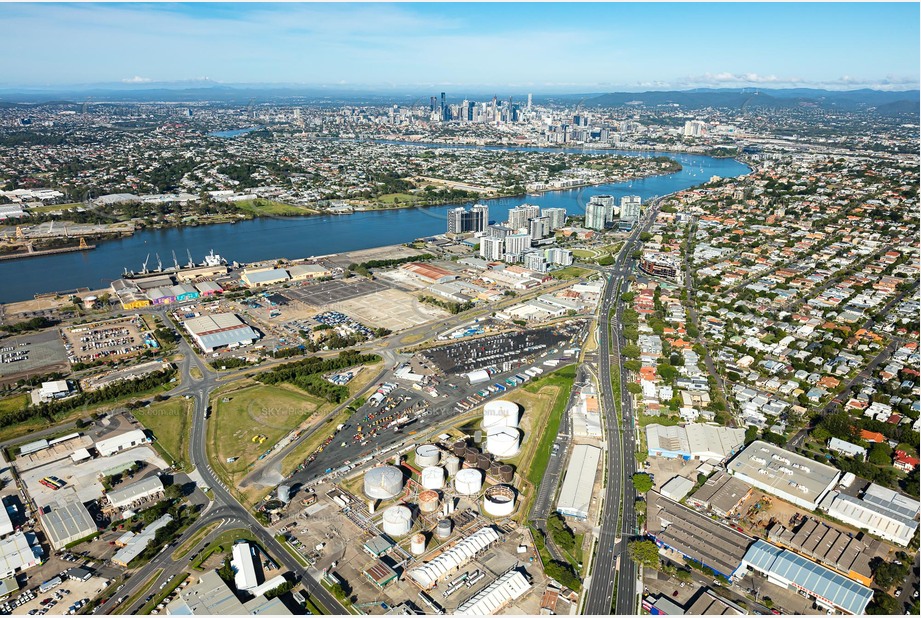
<box><xmin>424</xmin><ymin>322</ymin><xmax>583</xmax><ymax>375</ymax></box>
<box><xmin>282</xmin><ymin>279</ymin><xmax>390</xmax><ymax>307</ymax></box>
<box><xmin>61</xmin><ymin>317</ymin><xmax>151</xmax><ymax>364</ymax></box>
<box><xmin>2</xmin><ymin>553</ymin><xmax>111</xmax><ymax>617</ymax></box>
<box><xmin>0</xmin><ymin>330</ymin><xmax>68</xmax><ymax>381</ymax></box>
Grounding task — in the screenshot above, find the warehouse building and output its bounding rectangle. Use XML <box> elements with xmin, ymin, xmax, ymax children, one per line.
<box><xmin>0</xmin><ymin>532</ymin><xmax>43</xmax><ymax>578</ymax></box>
<box><xmin>660</xmin><ymin>476</ymin><xmax>695</xmax><ymax>502</ymax></box>
<box><xmin>0</xmin><ymin>501</ymin><xmax>12</xmax><ymax>539</ymax></box>
<box><xmin>408</xmin><ymin>527</ymin><xmax>500</xmax><ymax>589</ymax></box>
<box><xmin>726</xmin><ymin>441</ymin><xmax>839</xmax><ymax>511</ymax></box>
<box><xmin>686</xmin><ymin>471</ymin><xmax>753</xmax><ymax>518</ymax></box>
<box><xmin>556</xmin><ymin>444</ymin><xmax>601</xmax><ymax>520</ymax></box>
<box><xmin>241</xmin><ymin>268</ymin><xmax>290</xmax><ymax>288</ymax></box>
<box><xmin>95</xmin><ymin>428</ymin><xmax>150</xmax><ymax>457</ymax></box>
<box><xmin>454</xmin><ymin>567</ymin><xmax>531</xmax><ymax>615</ymax></box>
<box><xmin>401</xmin><ymin>262</ymin><xmax>458</xmax><ymax>284</ymax></box>
<box><xmin>112</xmin><ymin>514</ymin><xmax>172</xmax><ymax>567</ymax></box>
<box><xmin>232</xmin><ymin>542</ymin><xmax>260</xmax><ymax>591</ymax></box>
<box><xmin>646</xmin><ymin>424</ymin><xmax>746</xmax><ymax>463</ymax></box>
<box><xmin>183</xmin><ymin>313</ymin><xmax>260</xmax><ymax>353</ymax></box>
<box><xmin>818</xmin><ymin>483</ymin><xmax>919</xmax><ymax>547</ymax></box>
<box><xmin>288</xmin><ymin>263</ymin><xmax>331</xmax><ymax>281</ymax></box>
<box><xmin>646</xmin><ymin>492</ymin><xmax>753</xmax><ymax>580</ymax></box>
<box><xmin>39</xmin><ymin>500</ymin><xmax>97</xmax><ymax>550</ymax></box>
<box><xmin>166</xmin><ymin>570</ymin><xmax>291</xmax><ymax>615</ymax></box>
<box><xmin>737</xmin><ymin>539</ymin><xmax>873</xmax><ymax>615</ymax></box>
<box><xmin>104</xmin><ymin>476</ymin><xmax>164</xmax><ymax>512</ymax></box>
<box><xmin>194</xmin><ymin>281</ymin><xmax>223</xmax><ymax>297</ymax></box>
<box><xmin>766</xmin><ymin>516</ymin><xmax>876</xmax><ymax>586</ymax></box>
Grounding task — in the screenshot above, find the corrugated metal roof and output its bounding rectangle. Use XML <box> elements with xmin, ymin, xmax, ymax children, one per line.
<box><xmin>742</xmin><ymin>540</ymin><xmax>873</xmax><ymax>615</ymax></box>
<box><xmin>556</xmin><ymin>444</ymin><xmax>601</xmax><ymax>518</ymax></box>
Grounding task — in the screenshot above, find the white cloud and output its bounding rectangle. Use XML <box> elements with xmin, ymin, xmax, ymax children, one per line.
<box><xmin>121</xmin><ymin>76</ymin><xmax>152</xmax><ymax>84</ymax></box>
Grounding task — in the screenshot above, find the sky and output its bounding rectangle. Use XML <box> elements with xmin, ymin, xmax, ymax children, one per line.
<box><xmin>2</xmin><ymin>2</ymin><xmax>919</xmax><ymax>92</ymax></box>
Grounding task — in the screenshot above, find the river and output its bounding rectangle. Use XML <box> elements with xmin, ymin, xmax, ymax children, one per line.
<box><xmin>0</xmin><ymin>145</ymin><xmax>749</xmax><ymax>303</ymax></box>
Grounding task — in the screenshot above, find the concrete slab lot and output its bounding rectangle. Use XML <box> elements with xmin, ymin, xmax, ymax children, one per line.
<box><xmin>0</xmin><ymin>330</ymin><xmax>68</xmax><ymax>379</ymax></box>
<box><xmin>19</xmin><ymin>447</ymin><xmax>167</xmax><ymax>509</ymax></box>
<box><xmin>282</xmin><ymin>279</ymin><xmax>390</xmax><ymax>307</ymax></box>
<box><xmin>336</xmin><ymin>289</ymin><xmax>446</xmax><ymax>332</ymax></box>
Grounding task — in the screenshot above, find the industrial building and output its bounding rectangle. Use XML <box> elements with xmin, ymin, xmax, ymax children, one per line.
<box><xmin>737</xmin><ymin>539</ymin><xmax>873</xmax><ymax>615</ymax></box>
<box><xmin>646</xmin><ymin>492</ymin><xmax>753</xmax><ymax>580</ymax></box>
<box><xmin>659</xmin><ymin>476</ymin><xmax>695</xmax><ymax>501</ymax></box>
<box><xmin>818</xmin><ymin>482</ymin><xmax>920</xmax><ymax>547</ymax></box>
<box><xmin>39</xmin><ymin>500</ymin><xmax>96</xmax><ymax>550</ymax></box>
<box><xmin>104</xmin><ymin>475</ymin><xmax>164</xmax><ymax>512</ymax></box>
<box><xmin>556</xmin><ymin>444</ymin><xmax>601</xmax><ymax>520</ymax></box>
<box><xmin>686</xmin><ymin>470</ymin><xmax>753</xmax><ymax>518</ymax></box>
<box><xmin>95</xmin><ymin>428</ymin><xmax>150</xmax><ymax>457</ymax></box>
<box><xmin>241</xmin><ymin>268</ymin><xmax>290</xmax><ymax>288</ymax></box>
<box><xmin>766</xmin><ymin>517</ymin><xmax>877</xmax><ymax>586</ymax></box>
<box><xmin>645</xmin><ymin>424</ymin><xmax>746</xmax><ymax>463</ymax></box>
<box><xmin>454</xmin><ymin>567</ymin><xmax>531</xmax><ymax>615</ymax></box>
<box><xmin>643</xmin><ymin>588</ymin><xmax>746</xmax><ymax>615</ymax></box>
<box><xmin>401</xmin><ymin>262</ymin><xmax>458</xmax><ymax>284</ymax></box>
<box><xmin>0</xmin><ymin>502</ymin><xmax>12</xmax><ymax>539</ymax></box>
<box><xmin>166</xmin><ymin>570</ymin><xmax>291</xmax><ymax>615</ymax></box>
<box><xmin>408</xmin><ymin>526</ymin><xmax>500</xmax><ymax>589</ymax></box>
<box><xmin>288</xmin><ymin>263</ymin><xmax>331</xmax><ymax>281</ymax></box>
<box><xmin>112</xmin><ymin>514</ymin><xmax>172</xmax><ymax>567</ymax></box>
<box><xmin>0</xmin><ymin>532</ymin><xmax>43</xmax><ymax>578</ymax></box>
<box><xmin>232</xmin><ymin>542</ymin><xmax>260</xmax><ymax>591</ymax></box>
<box><xmin>726</xmin><ymin>441</ymin><xmax>840</xmax><ymax>511</ymax></box>
<box><xmin>183</xmin><ymin>313</ymin><xmax>260</xmax><ymax>353</ymax></box>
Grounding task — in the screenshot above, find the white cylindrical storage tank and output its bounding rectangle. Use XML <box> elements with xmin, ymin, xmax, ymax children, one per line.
<box><xmin>415</xmin><ymin>444</ymin><xmax>441</xmax><ymax>467</ymax></box>
<box><xmin>364</xmin><ymin>465</ymin><xmax>404</xmax><ymax>500</ymax></box>
<box><xmin>434</xmin><ymin>519</ymin><xmax>452</xmax><ymax>540</ymax></box>
<box><xmin>483</xmin><ymin>485</ymin><xmax>516</xmax><ymax>517</ymax></box>
<box><xmin>381</xmin><ymin>505</ymin><xmax>413</xmax><ymax>537</ymax></box>
<box><xmin>278</xmin><ymin>485</ymin><xmax>291</xmax><ymax>504</ymax></box>
<box><xmin>454</xmin><ymin>469</ymin><xmax>483</xmax><ymax>496</ymax></box>
<box><xmin>421</xmin><ymin>466</ymin><xmax>446</xmax><ymax>490</ymax></box>
<box><xmin>82</xmin><ymin>295</ymin><xmax>97</xmax><ymax>309</ymax></box>
<box><xmin>485</xmin><ymin>427</ymin><xmax>521</xmax><ymax>458</ymax></box>
<box><xmin>418</xmin><ymin>490</ymin><xmax>440</xmax><ymax>513</ymax></box>
<box><xmin>410</xmin><ymin>533</ymin><xmax>426</xmax><ymax>555</ymax></box>
<box><xmin>444</xmin><ymin>456</ymin><xmax>461</xmax><ymax>476</ymax></box>
<box><xmin>482</xmin><ymin>400</ymin><xmax>519</xmax><ymax>430</ymax></box>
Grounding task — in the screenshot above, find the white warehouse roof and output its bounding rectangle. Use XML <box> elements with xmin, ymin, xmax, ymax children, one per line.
<box><xmin>232</xmin><ymin>542</ymin><xmax>259</xmax><ymax>591</ymax></box>
<box><xmin>0</xmin><ymin>532</ymin><xmax>43</xmax><ymax>578</ymax></box>
<box><xmin>454</xmin><ymin>568</ymin><xmax>531</xmax><ymax>615</ymax></box>
<box><xmin>106</xmin><ymin>476</ymin><xmax>164</xmax><ymax>510</ymax></box>
<box><xmin>408</xmin><ymin>527</ymin><xmax>500</xmax><ymax>589</ymax></box>
<box><xmin>40</xmin><ymin>500</ymin><xmax>96</xmax><ymax>550</ymax></box>
<box><xmin>819</xmin><ymin>483</ymin><xmax>920</xmax><ymax>547</ymax></box>
<box><xmin>556</xmin><ymin>444</ymin><xmax>601</xmax><ymax>520</ymax></box>
<box><xmin>95</xmin><ymin>429</ymin><xmax>149</xmax><ymax>457</ymax></box>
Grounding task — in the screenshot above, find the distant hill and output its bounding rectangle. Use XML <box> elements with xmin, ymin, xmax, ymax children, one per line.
<box><xmin>584</xmin><ymin>88</ymin><xmax>919</xmax><ymax>115</ymax></box>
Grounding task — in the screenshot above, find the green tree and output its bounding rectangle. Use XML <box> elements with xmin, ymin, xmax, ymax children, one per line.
<box><xmin>626</xmin><ymin>382</ymin><xmax>642</xmax><ymax>395</ymax></box>
<box><xmin>622</xmin><ymin>344</ymin><xmax>640</xmax><ymax>359</ymax></box>
<box><xmin>868</xmin><ymin>443</ymin><xmax>892</xmax><ymax>466</ymax></box>
<box><xmin>632</xmin><ymin>473</ymin><xmax>653</xmax><ymax>493</ymax></box>
<box><xmin>744</xmin><ymin>426</ymin><xmax>759</xmax><ymax>445</ymax></box>
<box><xmin>628</xmin><ymin>540</ymin><xmax>660</xmax><ymax>568</ymax></box>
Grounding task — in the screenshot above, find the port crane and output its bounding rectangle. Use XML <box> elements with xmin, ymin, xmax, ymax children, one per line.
<box><xmin>141</xmin><ymin>253</ymin><xmax>150</xmax><ymax>275</ymax></box>
<box><xmin>186</xmin><ymin>249</ymin><xmax>195</xmax><ymax>269</ymax></box>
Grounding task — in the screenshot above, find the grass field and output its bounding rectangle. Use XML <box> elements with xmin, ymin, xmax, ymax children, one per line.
<box><xmin>133</xmin><ymin>399</ymin><xmax>193</xmax><ymax>469</ymax></box>
<box><xmin>233</xmin><ymin>199</ymin><xmax>318</xmax><ymax>217</ymax></box>
<box><xmin>208</xmin><ymin>382</ymin><xmax>324</xmax><ymax>490</ymax></box>
<box><xmin>571</xmin><ymin>249</ymin><xmax>596</xmax><ymax>259</ymax></box>
<box><xmin>522</xmin><ymin>366</ymin><xmax>577</xmax><ymax>489</ymax></box>
<box><xmin>27</xmin><ymin>202</ymin><xmax>83</xmax><ymax>213</ymax></box>
<box><xmin>374</xmin><ymin>192</ymin><xmax>420</xmax><ymax>205</ymax></box>
<box><xmin>0</xmin><ymin>394</ymin><xmax>28</xmax><ymax>417</ymax></box>
<box><xmin>191</xmin><ymin>528</ymin><xmax>258</xmax><ymax>570</ymax></box>
<box><xmin>550</xmin><ymin>266</ymin><xmax>591</xmax><ymax>281</ymax></box>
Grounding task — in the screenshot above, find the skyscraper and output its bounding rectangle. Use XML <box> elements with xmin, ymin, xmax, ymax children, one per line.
<box><xmin>527</xmin><ymin>93</ymin><xmax>532</xmax><ymax>110</ymax></box>
<box><xmin>508</xmin><ymin>204</ymin><xmax>541</xmax><ymax>231</ymax></box>
<box><xmin>447</xmin><ymin>207</ymin><xmax>467</xmax><ymax>234</ymax></box>
<box><xmin>589</xmin><ymin>195</ymin><xmax>616</xmax><ymax>222</ymax></box>
<box><xmin>480</xmin><ymin>236</ymin><xmax>504</xmax><ymax>261</ymax></box>
<box><xmin>472</xmin><ymin>203</ymin><xmax>489</xmax><ymax>230</ymax></box>
<box><xmin>585</xmin><ymin>201</ymin><xmax>607</xmax><ymax>231</ymax></box>
<box><xmin>542</xmin><ymin>207</ymin><xmax>567</xmax><ymax>231</ymax></box>
<box><xmin>504</xmin><ymin>233</ymin><xmax>531</xmax><ymax>259</ymax></box>
<box><xmin>620</xmin><ymin>195</ymin><xmax>642</xmax><ymax>221</ymax></box>
<box><xmin>529</xmin><ymin>216</ymin><xmax>550</xmax><ymax>240</ymax></box>
<box><xmin>440</xmin><ymin>92</ymin><xmax>446</xmax><ymax>121</ymax></box>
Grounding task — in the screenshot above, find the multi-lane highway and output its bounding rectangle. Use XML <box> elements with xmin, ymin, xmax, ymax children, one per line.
<box><xmin>583</xmin><ymin>202</ymin><xmax>659</xmax><ymax>615</ymax></box>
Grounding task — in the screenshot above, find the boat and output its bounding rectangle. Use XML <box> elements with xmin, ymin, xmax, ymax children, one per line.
<box><xmin>122</xmin><ymin>249</ymin><xmax>228</xmax><ymax>279</ymax></box>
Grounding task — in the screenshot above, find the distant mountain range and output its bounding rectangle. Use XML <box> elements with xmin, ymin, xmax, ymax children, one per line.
<box><xmin>582</xmin><ymin>88</ymin><xmax>920</xmax><ymax>115</ymax></box>
<box><xmin>0</xmin><ymin>82</ymin><xmax>917</xmax><ymax>115</ymax></box>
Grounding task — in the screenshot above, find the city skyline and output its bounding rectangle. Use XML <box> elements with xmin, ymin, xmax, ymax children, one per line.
<box><xmin>1</xmin><ymin>2</ymin><xmax>918</xmax><ymax>91</ymax></box>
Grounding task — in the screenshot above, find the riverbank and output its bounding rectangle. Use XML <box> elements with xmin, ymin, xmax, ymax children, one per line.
<box><xmin>0</xmin><ymin>151</ymin><xmax>750</xmax><ymax>304</ymax></box>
